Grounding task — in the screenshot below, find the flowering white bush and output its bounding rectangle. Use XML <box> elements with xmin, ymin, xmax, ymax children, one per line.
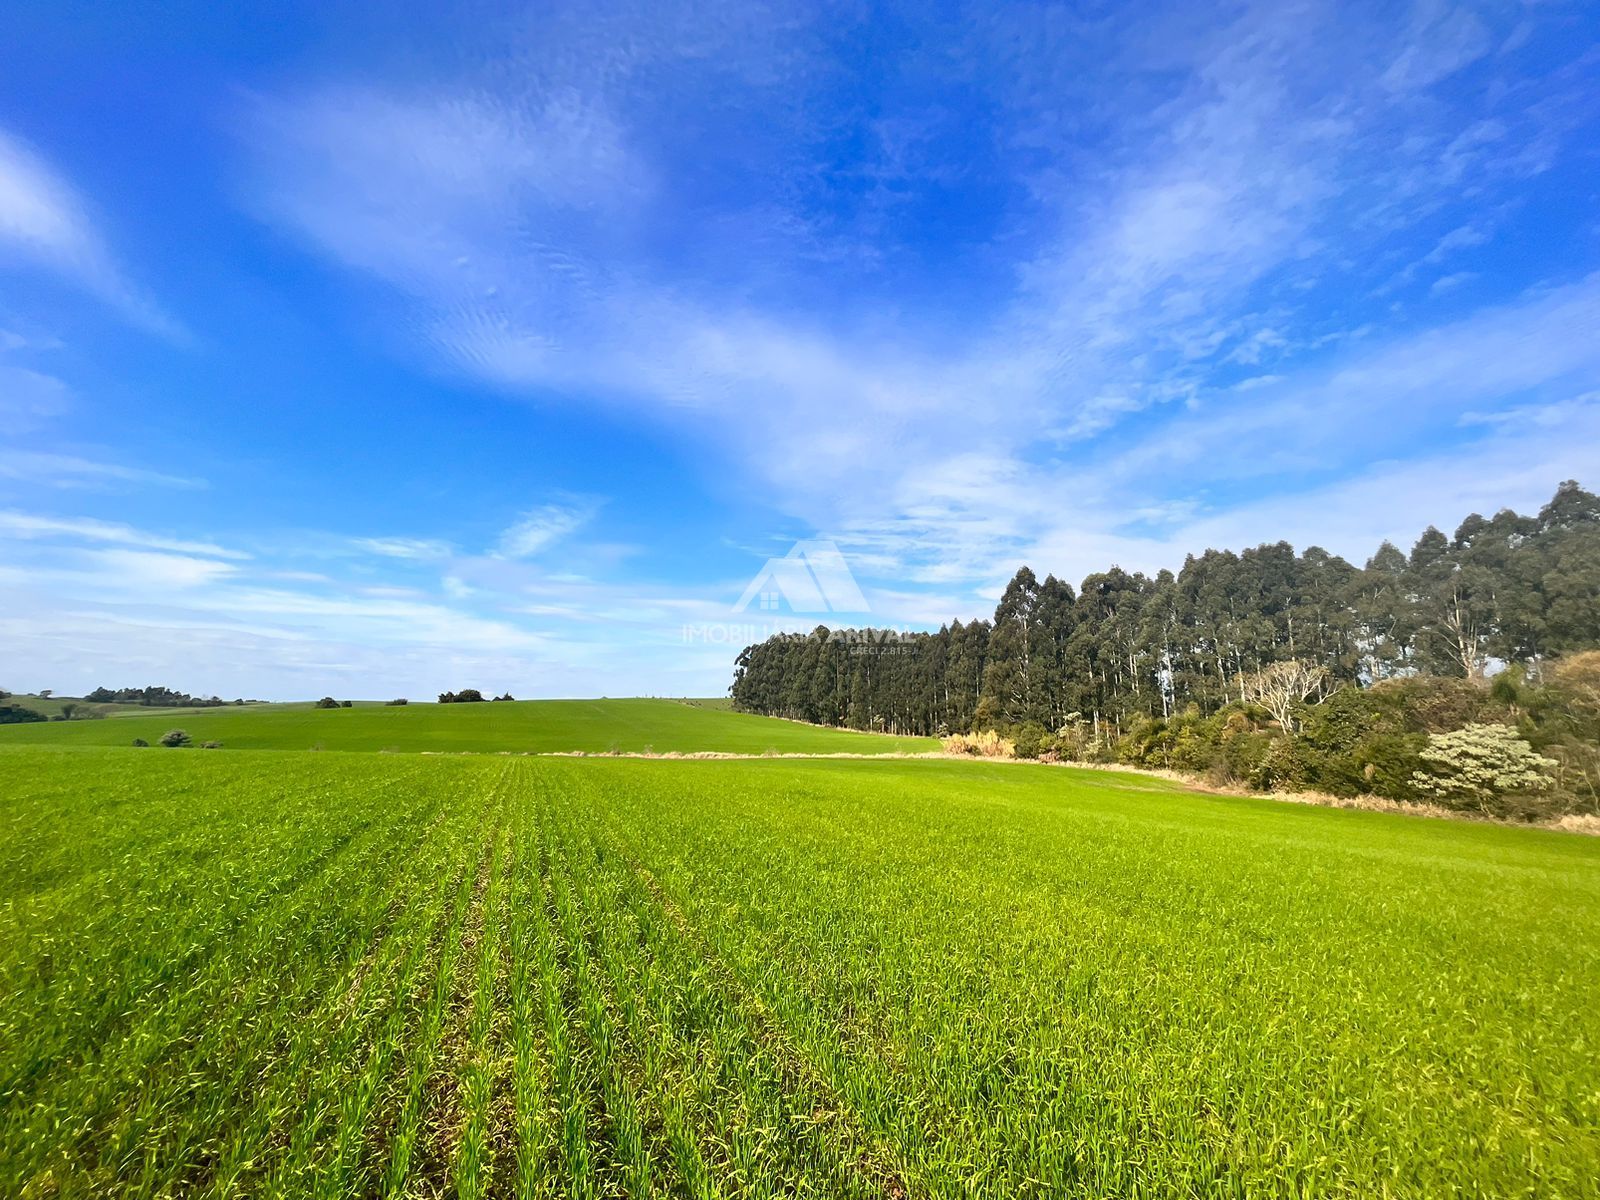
<box><xmin>1411</xmin><ymin>724</ymin><xmax>1556</xmax><ymax>814</ymax></box>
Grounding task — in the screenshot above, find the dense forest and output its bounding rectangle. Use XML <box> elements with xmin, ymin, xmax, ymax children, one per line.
<box><xmin>731</xmin><ymin>481</ymin><xmax>1600</xmax><ymax>817</ymax></box>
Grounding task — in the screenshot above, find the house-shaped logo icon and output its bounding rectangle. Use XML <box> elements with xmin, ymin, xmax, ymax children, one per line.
<box><xmin>732</xmin><ymin>539</ymin><xmax>870</xmax><ymax>614</ymax></box>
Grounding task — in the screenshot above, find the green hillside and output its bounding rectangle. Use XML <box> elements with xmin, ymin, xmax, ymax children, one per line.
<box><xmin>0</xmin><ymin>694</ymin><xmax>288</xmax><ymax>720</ymax></box>
<box><xmin>0</xmin><ymin>697</ymin><xmax>938</xmax><ymax>755</ymax></box>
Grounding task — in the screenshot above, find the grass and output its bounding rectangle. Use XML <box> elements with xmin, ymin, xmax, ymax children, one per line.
<box><xmin>2</xmin><ymin>745</ymin><xmax>1597</xmax><ymax>1196</ymax></box>
<box><xmin>0</xmin><ymin>697</ymin><xmax>940</xmax><ymax>755</ymax></box>
<box><xmin>0</xmin><ymin>694</ymin><xmax>287</xmax><ymax>720</ymax></box>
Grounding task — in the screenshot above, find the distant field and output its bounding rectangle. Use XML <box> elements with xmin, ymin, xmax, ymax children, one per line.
<box><xmin>3</xmin><ymin>747</ymin><xmax>1597</xmax><ymax>1196</ymax></box>
<box><xmin>1</xmin><ymin>694</ymin><xmax>287</xmax><ymax>720</ymax></box>
<box><xmin>0</xmin><ymin>697</ymin><xmax>939</xmax><ymax>755</ymax></box>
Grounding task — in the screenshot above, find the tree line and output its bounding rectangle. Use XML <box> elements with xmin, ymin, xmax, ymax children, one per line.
<box><xmin>733</xmin><ymin>482</ymin><xmax>1600</xmax><ymax>735</ymax></box>
<box><xmin>730</xmin><ymin>482</ymin><xmax>1600</xmax><ymax>816</ymax></box>
<box><xmin>84</xmin><ymin>686</ymin><xmax>248</xmax><ymax>707</ymax></box>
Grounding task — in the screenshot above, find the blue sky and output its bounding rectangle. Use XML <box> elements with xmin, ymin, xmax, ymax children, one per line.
<box><xmin>2</xmin><ymin>0</ymin><xmax>1599</xmax><ymax>699</ymax></box>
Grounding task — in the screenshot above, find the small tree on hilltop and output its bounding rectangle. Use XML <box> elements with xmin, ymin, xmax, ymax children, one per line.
<box><xmin>1241</xmin><ymin>660</ymin><xmax>1328</xmax><ymax>734</ymax></box>
<box><xmin>1411</xmin><ymin>724</ymin><xmax>1557</xmax><ymax>815</ymax></box>
<box><xmin>315</xmin><ymin>696</ymin><xmax>340</xmax><ymax>709</ymax></box>
<box><xmin>160</xmin><ymin>729</ymin><xmax>192</xmax><ymax>748</ymax></box>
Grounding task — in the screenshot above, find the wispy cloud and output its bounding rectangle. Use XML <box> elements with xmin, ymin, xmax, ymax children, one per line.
<box><xmin>0</xmin><ymin>363</ymin><xmax>70</xmax><ymax>431</ymax></box>
<box><xmin>0</xmin><ymin>126</ymin><xmax>184</xmax><ymax>338</ymax></box>
<box><xmin>1430</xmin><ymin>270</ymin><xmax>1477</xmax><ymax>295</ymax></box>
<box><xmin>236</xmin><ymin>0</ymin><xmax>1591</xmax><ymax>540</ymax></box>
<box><xmin>0</xmin><ymin>504</ymin><xmax>745</xmax><ymax>698</ymax></box>
<box><xmin>82</xmin><ymin>548</ymin><xmax>241</xmax><ymax>589</ymax></box>
<box><xmin>0</xmin><ymin>448</ymin><xmax>204</xmax><ymax>490</ymax></box>
<box><xmin>0</xmin><ymin>510</ymin><xmax>245</xmax><ymax>558</ymax></box>
<box><xmin>496</xmin><ymin>499</ymin><xmax>599</xmax><ymax>559</ymax></box>
<box><xmin>353</xmin><ymin>536</ymin><xmax>453</xmax><ymax>561</ymax></box>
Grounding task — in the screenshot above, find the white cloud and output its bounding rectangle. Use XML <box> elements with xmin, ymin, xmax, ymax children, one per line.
<box><xmin>1100</xmin><ymin>274</ymin><xmax>1600</xmax><ymax>489</ymax></box>
<box><xmin>0</xmin><ymin>511</ymin><xmax>245</xmax><ymax>558</ymax></box>
<box><xmin>0</xmin><ymin>449</ymin><xmax>203</xmax><ymax>490</ymax></box>
<box><xmin>1425</xmin><ymin>223</ymin><xmax>1490</xmax><ymax>263</ymax></box>
<box><xmin>236</xmin><ymin>0</ymin><xmax>1568</xmax><ymax>538</ymax></box>
<box><xmin>0</xmin><ymin>364</ymin><xmax>70</xmax><ymax>431</ymax></box>
<box><xmin>78</xmin><ymin>549</ymin><xmax>241</xmax><ymax>590</ymax></box>
<box><xmin>1380</xmin><ymin>5</ymin><xmax>1491</xmax><ymax>92</ymax></box>
<box><xmin>496</xmin><ymin>500</ymin><xmax>598</xmax><ymax>558</ymax></box>
<box><xmin>0</xmin><ymin>126</ymin><xmax>182</xmax><ymax>337</ymax></box>
<box><xmin>817</xmin><ymin>278</ymin><xmax>1600</xmax><ymax>602</ymax></box>
<box><xmin>1430</xmin><ymin>270</ymin><xmax>1477</xmax><ymax>295</ymax></box>
<box><xmin>353</xmin><ymin>536</ymin><xmax>453</xmax><ymax>560</ymax></box>
<box><xmin>0</xmin><ymin>504</ymin><xmax>749</xmax><ymax>699</ymax></box>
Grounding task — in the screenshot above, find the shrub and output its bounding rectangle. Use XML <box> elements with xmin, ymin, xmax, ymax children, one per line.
<box><xmin>1169</xmin><ymin>724</ymin><xmax>1221</xmax><ymax>775</ymax></box>
<box><xmin>315</xmin><ymin>696</ymin><xmax>340</xmax><ymax>709</ymax></box>
<box><xmin>341</xmin><ymin>700</ymin><xmax>353</xmax><ymax>708</ymax></box>
<box><xmin>132</xmin><ymin>737</ymin><xmax>149</xmax><ymax>747</ymax></box>
<box><xmin>159</xmin><ymin>729</ymin><xmax>192</xmax><ymax>748</ymax></box>
<box><xmin>1550</xmin><ymin>651</ymin><xmax>1600</xmax><ymax>728</ymax></box>
<box><xmin>1116</xmin><ymin>716</ymin><xmax>1170</xmax><ymax>767</ymax></box>
<box><xmin>1218</xmin><ymin>726</ymin><xmax>1273</xmax><ymax>788</ymax></box>
<box><xmin>1370</xmin><ymin>676</ymin><xmax>1495</xmax><ymax>734</ymax></box>
<box><xmin>1254</xmin><ymin>736</ymin><xmax>1309</xmax><ymax>792</ymax></box>
<box><xmin>1352</xmin><ymin>733</ymin><xmax>1429</xmax><ymax>801</ymax></box>
<box><xmin>1299</xmin><ymin>689</ymin><xmax>1407</xmax><ymax>796</ymax></box>
<box><xmin>1013</xmin><ymin>721</ymin><xmax>1050</xmax><ymax>759</ymax></box>
<box><xmin>1411</xmin><ymin>724</ymin><xmax>1558</xmax><ymax>816</ymax></box>
<box><xmin>201</xmin><ymin>740</ymin><xmax>223</xmax><ymax>750</ymax></box>
<box><xmin>942</xmin><ymin>730</ymin><xmax>1016</xmax><ymax>758</ymax></box>
<box><xmin>1053</xmin><ymin>715</ymin><xmax>1091</xmax><ymax>762</ymax></box>
<box><xmin>386</xmin><ymin>698</ymin><xmax>409</xmax><ymax>706</ymax></box>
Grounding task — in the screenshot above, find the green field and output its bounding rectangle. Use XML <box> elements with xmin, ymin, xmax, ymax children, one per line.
<box><xmin>0</xmin><ymin>698</ymin><xmax>938</xmax><ymax>755</ymax></box>
<box><xmin>3</xmin><ymin>744</ymin><xmax>1597</xmax><ymax>1197</ymax></box>
<box><xmin>0</xmin><ymin>695</ymin><xmax>286</xmax><ymax>720</ymax></box>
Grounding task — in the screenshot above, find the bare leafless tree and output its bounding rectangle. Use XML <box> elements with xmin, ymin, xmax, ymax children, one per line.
<box><xmin>1241</xmin><ymin>660</ymin><xmax>1328</xmax><ymax>734</ymax></box>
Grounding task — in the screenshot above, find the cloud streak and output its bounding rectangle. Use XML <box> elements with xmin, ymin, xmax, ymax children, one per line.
<box><xmin>0</xmin><ymin>510</ymin><xmax>245</xmax><ymax>558</ymax></box>
<box><xmin>0</xmin><ymin>126</ymin><xmax>184</xmax><ymax>338</ymax></box>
